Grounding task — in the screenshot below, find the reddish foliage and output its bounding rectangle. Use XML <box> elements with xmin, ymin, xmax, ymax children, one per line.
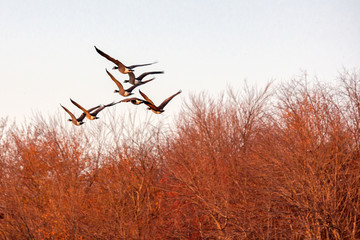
<box><xmin>1</xmin><ymin>72</ymin><xmax>360</xmax><ymax>239</ymax></box>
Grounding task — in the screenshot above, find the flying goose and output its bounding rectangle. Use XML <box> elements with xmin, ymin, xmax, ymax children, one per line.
<box><xmin>139</xmin><ymin>90</ymin><xmax>182</xmax><ymax>114</ymax></box>
<box><xmin>105</xmin><ymin>69</ymin><xmax>153</xmax><ymax>97</ymax></box>
<box><xmin>125</xmin><ymin>71</ymin><xmax>164</xmax><ymax>85</ymax></box>
<box><xmin>70</xmin><ymin>99</ymin><xmax>118</xmax><ymax>120</ymax></box>
<box><xmin>94</xmin><ymin>46</ymin><xmax>157</xmax><ymax>74</ymax></box>
<box><xmin>60</xmin><ymin>104</ymin><xmax>100</xmax><ymax>126</ymax></box>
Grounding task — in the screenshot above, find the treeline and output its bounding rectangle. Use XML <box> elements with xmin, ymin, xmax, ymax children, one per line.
<box><xmin>1</xmin><ymin>71</ymin><xmax>360</xmax><ymax>239</ymax></box>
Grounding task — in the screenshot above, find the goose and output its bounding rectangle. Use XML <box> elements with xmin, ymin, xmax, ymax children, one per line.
<box><xmin>60</xmin><ymin>104</ymin><xmax>100</xmax><ymax>126</ymax></box>
<box><xmin>119</xmin><ymin>97</ymin><xmax>148</xmax><ymax>105</ymax></box>
<box><xmin>95</xmin><ymin>46</ymin><xmax>156</xmax><ymax>74</ymax></box>
<box><xmin>139</xmin><ymin>90</ymin><xmax>182</xmax><ymax>114</ymax></box>
<box><xmin>105</xmin><ymin>69</ymin><xmax>153</xmax><ymax>97</ymax></box>
<box><xmin>70</xmin><ymin>99</ymin><xmax>118</xmax><ymax>120</ymax></box>
<box><xmin>125</xmin><ymin>71</ymin><xmax>164</xmax><ymax>85</ymax></box>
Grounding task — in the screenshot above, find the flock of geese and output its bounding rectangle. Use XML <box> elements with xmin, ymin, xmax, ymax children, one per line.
<box><xmin>61</xmin><ymin>46</ymin><xmax>182</xmax><ymax>126</ymax></box>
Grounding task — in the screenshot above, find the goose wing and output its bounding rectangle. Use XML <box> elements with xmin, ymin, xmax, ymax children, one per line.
<box><xmin>127</xmin><ymin>61</ymin><xmax>157</xmax><ymax>70</ymax></box>
<box><xmin>75</xmin><ymin>105</ymin><xmax>101</xmax><ymax>121</ymax></box>
<box><xmin>89</xmin><ymin>106</ymin><xmax>105</xmax><ymax>117</ymax></box>
<box><xmin>61</xmin><ymin>104</ymin><xmax>77</xmax><ymax>122</ymax></box>
<box><xmin>77</xmin><ymin>113</ymin><xmax>87</xmax><ymax>122</ymax></box>
<box><xmin>135</xmin><ymin>77</ymin><xmax>155</xmax><ymax>86</ymax></box>
<box><xmin>105</xmin><ymin>69</ymin><xmax>125</xmax><ymax>95</ymax></box>
<box><xmin>158</xmin><ymin>90</ymin><xmax>182</xmax><ymax>110</ymax></box>
<box><xmin>77</xmin><ymin>104</ymin><xmax>101</xmax><ymax>120</ymax></box>
<box><xmin>127</xmin><ymin>72</ymin><xmax>136</xmax><ymax>85</ymax></box>
<box><xmin>136</xmin><ymin>71</ymin><xmax>164</xmax><ymax>81</ymax></box>
<box><xmin>70</xmin><ymin>99</ymin><xmax>90</xmax><ymax>114</ymax></box>
<box><xmin>139</xmin><ymin>90</ymin><xmax>156</xmax><ymax>106</ymax></box>
<box><xmin>94</xmin><ymin>46</ymin><xmax>125</xmax><ymax>68</ymax></box>
<box><xmin>125</xmin><ymin>83</ymin><xmax>141</xmax><ymax>94</ymax></box>
<box><xmin>104</xmin><ymin>101</ymin><xmax>119</xmax><ymax>108</ymax></box>
<box><xmin>143</xmin><ymin>101</ymin><xmax>159</xmax><ymax>111</ymax></box>
<box><xmin>91</xmin><ymin>102</ymin><xmax>119</xmax><ymax>117</ymax></box>
<box><xmin>87</xmin><ymin>105</ymin><xmax>101</xmax><ymax>113</ymax></box>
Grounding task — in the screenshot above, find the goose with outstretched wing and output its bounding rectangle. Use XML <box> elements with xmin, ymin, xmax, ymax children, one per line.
<box><xmin>139</xmin><ymin>90</ymin><xmax>182</xmax><ymax>114</ymax></box>
<box><xmin>95</xmin><ymin>46</ymin><xmax>156</xmax><ymax>74</ymax></box>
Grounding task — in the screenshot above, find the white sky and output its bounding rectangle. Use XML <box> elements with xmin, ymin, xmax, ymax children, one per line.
<box><xmin>0</xmin><ymin>0</ymin><xmax>359</xmax><ymax>122</ymax></box>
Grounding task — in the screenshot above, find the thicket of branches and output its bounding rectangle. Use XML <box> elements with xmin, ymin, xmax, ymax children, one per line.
<box><xmin>1</xmin><ymin>71</ymin><xmax>360</xmax><ymax>239</ymax></box>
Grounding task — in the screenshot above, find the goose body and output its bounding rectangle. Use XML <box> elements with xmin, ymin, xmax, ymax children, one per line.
<box><xmin>95</xmin><ymin>46</ymin><xmax>157</xmax><ymax>74</ymax></box>
<box><xmin>139</xmin><ymin>90</ymin><xmax>182</xmax><ymax>114</ymax></box>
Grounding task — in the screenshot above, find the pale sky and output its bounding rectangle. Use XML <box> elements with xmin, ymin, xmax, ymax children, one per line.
<box><xmin>1</xmin><ymin>0</ymin><xmax>359</xmax><ymax>122</ymax></box>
